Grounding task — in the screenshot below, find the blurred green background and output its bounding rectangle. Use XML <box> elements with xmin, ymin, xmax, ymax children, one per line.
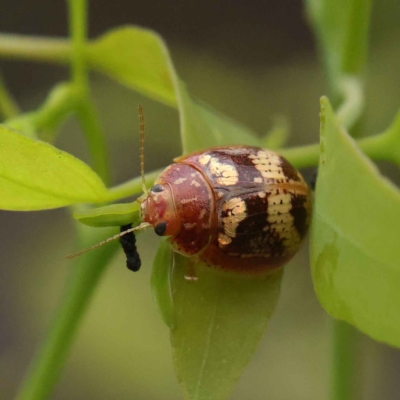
<box><xmin>1</xmin><ymin>1</ymin><xmax>400</xmax><ymax>399</ymax></box>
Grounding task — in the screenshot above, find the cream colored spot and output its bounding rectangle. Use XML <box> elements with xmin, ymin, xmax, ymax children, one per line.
<box><xmin>265</xmin><ymin>189</ymin><xmax>301</xmax><ymax>253</ymax></box>
<box><xmin>249</xmin><ymin>150</ymin><xmax>289</xmax><ymax>181</ymax></box>
<box><xmin>218</xmin><ymin>233</ymin><xmax>232</xmax><ymax>246</ymax></box>
<box><xmin>222</xmin><ymin>197</ymin><xmax>246</xmax><ymax>212</ymax></box>
<box><xmin>253</xmin><ymin>177</ymin><xmax>263</xmax><ymax>183</ymax></box>
<box><xmin>180</xmin><ymin>196</ymin><xmax>198</xmax><ymax>204</ymax></box>
<box><xmin>258</xmin><ymin>191</ymin><xmax>266</xmax><ymax>198</ymax></box>
<box><xmin>199</xmin><ymin>154</ymin><xmax>211</xmax><ymax>165</ymax></box>
<box><xmin>209</xmin><ymin>157</ymin><xmax>238</xmax><ymax>186</ymax></box>
<box><xmin>267</xmin><ymin>190</ymin><xmax>291</xmax><ymax>216</ymax></box>
<box><xmin>191</xmin><ymin>180</ymin><xmax>201</xmax><ymax>187</ymax></box>
<box><xmin>268</xmin><ymin>213</ymin><xmax>292</xmax><ymax>224</ymax></box>
<box><xmin>174</xmin><ymin>177</ymin><xmax>187</xmax><ymax>184</ymax></box>
<box><xmin>199</xmin><ymin>209</ymin><xmax>206</xmax><ymax>220</ymax></box>
<box><xmin>222</xmin><ymin>197</ymin><xmax>247</xmax><ymax>237</ymax></box>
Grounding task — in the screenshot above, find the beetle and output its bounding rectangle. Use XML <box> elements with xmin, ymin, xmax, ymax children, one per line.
<box><xmin>68</xmin><ymin>107</ymin><xmax>312</xmax><ymax>275</ymax></box>
<box><xmin>138</xmin><ymin>145</ymin><xmax>311</xmax><ymax>274</ymax></box>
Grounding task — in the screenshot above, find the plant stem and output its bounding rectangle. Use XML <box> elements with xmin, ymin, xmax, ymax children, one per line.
<box><xmin>331</xmin><ymin>319</ymin><xmax>358</xmax><ymax>400</ymax></box>
<box><xmin>5</xmin><ymin>83</ymin><xmax>76</xmax><ymax>140</ymax></box>
<box><xmin>358</xmin><ymin>113</ymin><xmax>400</xmax><ymax>168</ymax></box>
<box><xmin>75</xmin><ymin>100</ymin><xmax>111</xmax><ymax>184</ymax></box>
<box><xmin>15</xmin><ymin>226</ymin><xmax>120</xmax><ymax>400</ymax></box>
<box><xmin>281</xmin><ymin>127</ymin><xmax>400</xmax><ymax>170</ymax></box>
<box><xmin>67</xmin><ymin>0</ymin><xmax>110</xmax><ymax>185</ymax></box>
<box><xmin>105</xmin><ymin>168</ymin><xmax>163</xmax><ymax>202</ymax></box>
<box><xmin>68</xmin><ymin>0</ymin><xmax>88</xmax><ymax>87</ymax></box>
<box><xmin>280</xmin><ymin>143</ymin><xmax>320</xmax><ymax>169</ymax></box>
<box><xmin>15</xmin><ymin>4</ymin><xmax>113</xmax><ymax>399</ymax></box>
<box><xmin>336</xmin><ymin>76</ymin><xmax>364</xmax><ymax>132</ymax></box>
<box><xmin>340</xmin><ymin>0</ymin><xmax>372</xmax><ymax>76</ymax></box>
<box><xmin>0</xmin><ymin>34</ymin><xmax>70</xmax><ymax>63</ymax></box>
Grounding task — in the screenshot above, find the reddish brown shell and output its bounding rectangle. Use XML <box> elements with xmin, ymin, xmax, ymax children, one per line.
<box><xmin>141</xmin><ymin>146</ymin><xmax>312</xmax><ymax>274</ymax></box>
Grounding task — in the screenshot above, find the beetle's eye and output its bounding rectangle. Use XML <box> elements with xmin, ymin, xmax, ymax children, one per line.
<box><xmin>154</xmin><ymin>222</ymin><xmax>167</xmax><ymax>236</ymax></box>
<box><xmin>151</xmin><ymin>184</ymin><xmax>164</xmax><ymax>193</ymax></box>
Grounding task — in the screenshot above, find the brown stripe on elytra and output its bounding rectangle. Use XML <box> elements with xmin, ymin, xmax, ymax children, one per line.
<box><xmin>210</xmin><ymin>149</ymin><xmax>264</xmax><ymax>184</ymax></box>
<box><xmin>212</xmin><ymin>148</ymin><xmax>257</xmax><ymax>167</ymax></box>
<box><xmin>219</xmin><ymin>191</ymin><xmax>286</xmax><ymax>258</ymax></box>
<box><xmin>289</xmin><ymin>194</ymin><xmax>309</xmax><ymax>237</ymax></box>
<box><xmin>279</xmin><ymin>157</ymin><xmax>301</xmax><ymax>182</ymax></box>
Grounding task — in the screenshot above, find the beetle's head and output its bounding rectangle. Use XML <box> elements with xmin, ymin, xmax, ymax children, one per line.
<box><xmin>138</xmin><ymin>183</ymin><xmax>181</xmax><ymax>237</ymax></box>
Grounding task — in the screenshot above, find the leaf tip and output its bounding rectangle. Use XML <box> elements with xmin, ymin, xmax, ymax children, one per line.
<box><xmin>319</xmin><ymin>95</ymin><xmax>330</xmax><ymax>111</ymax></box>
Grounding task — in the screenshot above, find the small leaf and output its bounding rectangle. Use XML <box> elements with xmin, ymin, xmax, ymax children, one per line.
<box><xmin>86</xmin><ymin>26</ymin><xmax>177</xmax><ymax>107</ymax></box>
<box><xmin>310</xmin><ymin>97</ymin><xmax>400</xmax><ymax>347</ymax></box>
<box><xmin>177</xmin><ymin>82</ymin><xmax>261</xmax><ymax>153</ymax></box>
<box><xmin>0</xmin><ymin>125</ymin><xmax>108</xmax><ymax>210</ymax></box>
<box><xmin>151</xmin><ymin>239</ymin><xmax>175</xmax><ymax>328</ymax></box>
<box><xmin>170</xmin><ymin>254</ymin><xmax>283</xmax><ymax>400</ymax></box>
<box><xmin>73</xmin><ymin>202</ymin><xmax>140</xmax><ymax>227</ymax></box>
<box><xmin>87</xmin><ymin>26</ymin><xmax>261</xmax><ymax>153</ymax></box>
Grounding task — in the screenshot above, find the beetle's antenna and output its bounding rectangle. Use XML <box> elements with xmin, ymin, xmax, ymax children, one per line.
<box><xmin>139</xmin><ymin>104</ymin><xmax>148</xmax><ymax>194</ymax></box>
<box><xmin>66</xmin><ymin>222</ymin><xmax>151</xmax><ymax>259</ymax></box>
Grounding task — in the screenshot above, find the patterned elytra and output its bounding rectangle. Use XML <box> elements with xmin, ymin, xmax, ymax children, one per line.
<box><xmin>140</xmin><ymin>146</ymin><xmax>312</xmax><ymax>274</ymax></box>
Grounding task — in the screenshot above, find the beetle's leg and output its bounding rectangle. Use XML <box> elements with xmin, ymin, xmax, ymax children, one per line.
<box><xmin>184</xmin><ymin>258</ymin><xmax>198</xmax><ymax>281</ymax></box>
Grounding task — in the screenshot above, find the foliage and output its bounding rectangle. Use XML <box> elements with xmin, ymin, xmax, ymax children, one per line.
<box><xmin>0</xmin><ymin>0</ymin><xmax>399</xmax><ymax>399</ymax></box>
<box><xmin>311</xmin><ymin>98</ymin><xmax>400</xmax><ymax>347</ymax></box>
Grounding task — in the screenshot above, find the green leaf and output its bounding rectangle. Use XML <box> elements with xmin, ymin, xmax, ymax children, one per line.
<box><xmin>177</xmin><ymin>82</ymin><xmax>261</xmax><ymax>153</ymax></box>
<box><xmin>86</xmin><ymin>26</ymin><xmax>177</xmax><ymax>107</ymax></box>
<box><xmin>73</xmin><ymin>202</ymin><xmax>140</xmax><ymax>227</ymax></box>
<box><xmin>87</xmin><ymin>26</ymin><xmax>261</xmax><ymax>153</ymax></box>
<box><xmin>0</xmin><ymin>124</ymin><xmax>108</xmax><ymax>210</ymax></box>
<box><xmin>151</xmin><ymin>239</ymin><xmax>175</xmax><ymax>328</ymax></box>
<box><xmin>170</xmin><ymin>254</ymin><xmax>283</xmax><ymax>400</ymax></box>
<box><xmin>310</xmin><ymin>97</ymin><xmax>400</xmax><ymax>347</ymax></box>
<box><xmin>305</xmin><ymin>0</ymin><xmax>372</xmax><ymax>92</ymax></box>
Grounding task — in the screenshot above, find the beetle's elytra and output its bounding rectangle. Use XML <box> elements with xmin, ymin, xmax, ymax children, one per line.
<box><xmin>139</xmin><ymin>146</ymin><xmax>312</xmax><ymax>274</ymax></box>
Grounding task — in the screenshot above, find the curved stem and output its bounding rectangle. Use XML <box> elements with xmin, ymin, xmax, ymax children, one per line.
<box><xmin>105</xmin><ymin>168</ymin><xmax>163</xmax><ymax>202</ymax></box>
<box><xmin>336</xmin><ymin>76</ymin><xmax>364</xmax><ymax>132</ymax></box>
<box><xmin>5</xmin><ymin>83</ymin><xmax>76</xmax><ymax>140</ymax></box>
<box><xmin>67</xmin><ymin>0</ymin><xmax>110</xmax><ymax>185</ymax></box>
<box><xmin>358</xmin><ymin>111</ymin><xmax>400</xmax><ymax>168</ymax></box>
<box><xmin>280</xmin><ymin>143</ymin><xmax>320</xmax><ymax>169</ymax></box>
<box><xmin>75</xmin><ymin>100</ymin><xmax>111</xmax><ymax>185</ymax></box>
<box><xmin>15</xmin><ymin>3</ymin><xmax>114</xmax><ymax>399</ymax></box>
<box><xmin>15</xmin><ymin>225</ymin><xmax>119</xmax><ymax>400</ymax></box>
<box><xmin>281</xmin><ymin>127</ymin><xmax>400</xmax><ymax>171</ymax></box>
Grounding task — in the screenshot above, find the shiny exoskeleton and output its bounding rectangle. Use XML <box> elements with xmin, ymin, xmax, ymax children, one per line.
<box><xmin>140</xmin><ymin>146</ymin><xmax>312</xmax><ymax>274</ymax></box>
